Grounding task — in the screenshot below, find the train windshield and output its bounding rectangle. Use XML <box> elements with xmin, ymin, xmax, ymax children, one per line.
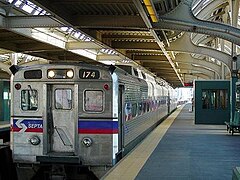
<box><xmin>21</xmin><ymin>89</ymin><xmax>38</xmax><ymax>111</ymax></box>
<box><xmin>55</xmin><ymin>89</ymin><xmax>72</xmax><ymax>110</ymax></box>
<box><xmin>84</xmin><ymin>90</ymin><xmax>103</xmax><ymax>112</ymax></box>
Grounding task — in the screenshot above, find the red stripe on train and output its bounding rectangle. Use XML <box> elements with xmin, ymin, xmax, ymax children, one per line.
<box><xmin>79</xmin><ymin>129</ymin><xmax>118</xmax><ymax>134</ymax></box>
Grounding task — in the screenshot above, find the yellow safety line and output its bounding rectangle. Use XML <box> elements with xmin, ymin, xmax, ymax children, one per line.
<box><xmin>102</xmin><ymin>106</ymin><xmax>184</xmax><ymax>180</ymax></box>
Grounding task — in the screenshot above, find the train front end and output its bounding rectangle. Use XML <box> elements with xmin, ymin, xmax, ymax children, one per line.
<box><xmin>10</xmin><ymin>64</ymin><xmax>117</xmax><ymax>179</ymax></box>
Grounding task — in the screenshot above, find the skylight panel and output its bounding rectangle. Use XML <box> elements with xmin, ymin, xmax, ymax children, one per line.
<box><xmin>14</xmin><ymin>0</ymin><xmax>23</xmax><ymax>7</ymax></box>
<box><xmin>33</xmin><ymin>6</ymin><xmax>43</xmax><ymax>15</ymax></box>
<box><xmin>7</xmin><ymin>0</ymin><xmax>14</xmax><ymax>3</ymax></box>
<box><xmin>22</xmin><ymin>4</ymin><xmax>34</xmax><ymax>13</ymax></box>
<box><xmin>73</xmin><ymin>32</ymin><xmax>81</xmax><ymax>38</ymax></box>
<box><xmin>60</xmin><ymin>27</ymin><xmax>68</xmax><ymax>32</ymax></box>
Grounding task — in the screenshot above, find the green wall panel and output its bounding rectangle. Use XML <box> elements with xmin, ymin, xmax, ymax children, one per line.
<box><xmin>0</xmin><ymin>80</ymin><xmax>10</xmax><ymax>121</ymax></box>
<box><xmin>194</xmin><ymin>80</ymin><xmax>230</xmax><ymax>125</ymax></box>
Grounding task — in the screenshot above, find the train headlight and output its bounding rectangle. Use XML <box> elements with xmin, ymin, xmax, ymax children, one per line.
<box><xmin>29</xmin><ymin>136</ymin><xmax>41</xmax><ymax>145</ymax></box>
<box><xmin>82</xmin><ymin>137</ymin><xmax>92</xmax><ymax>147</ymax></box>
<box><xmin>66</xmin><ymin>70</ymin><xmax>74</xmax><ymax>78</ymax></box>
<box><xmin>48</xmin><ymin>70</ymin><xmax>55</xmax><ymax>78</ymax></box>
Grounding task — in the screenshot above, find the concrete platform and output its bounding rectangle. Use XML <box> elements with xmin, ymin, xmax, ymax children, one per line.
<box><xmin>103</xmin><ymin>104</ymin><xmax>240</xmax><ymax>180</ymax></box>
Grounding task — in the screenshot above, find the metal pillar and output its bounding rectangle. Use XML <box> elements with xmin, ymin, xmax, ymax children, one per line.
<box><xmin>230</xmin><ymin>0</ymin><xmax>239</xmax><ymax>122</ymax></box>
<box><xmin>230</xmin><ymin>56</ymin><xmax>238</xmax><ymax>122</ymax></box>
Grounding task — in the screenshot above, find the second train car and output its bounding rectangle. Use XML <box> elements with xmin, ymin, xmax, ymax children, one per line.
<box><xmin>10</xmin><ymin>63</ymin><xmax>177</xmax><ymax>179</ymax></box>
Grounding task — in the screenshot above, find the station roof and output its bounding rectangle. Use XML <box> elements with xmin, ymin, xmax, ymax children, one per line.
<box><xmin>0</xmin><ymin>0</ymin><xmax>238</xmax><ymax>87</ymax></box>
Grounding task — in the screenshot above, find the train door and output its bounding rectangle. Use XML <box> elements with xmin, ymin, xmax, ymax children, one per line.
<box><xmin>46</xmin><ymin>84</ymin><xmax>77</xmax><ymax>155</ymax></box>
<box><xmin>167</xmin><ymin>90</ymin><xmax>170</xmax><ymax>114</ymax></box>
<box><xmin>116</xmin><ymin>85</ymin><xmax>125</xmax><ymax>161</ymax></box>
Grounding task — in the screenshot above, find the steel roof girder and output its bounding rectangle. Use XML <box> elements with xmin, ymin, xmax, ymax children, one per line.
<box><xmin>96</xmin><ymin>54</ymin><xmax>122</xmax><ymax>61</ymax></box>
<box><xmin>8</xmin><ymin>27</ymin><xmax>66</xmax><ymax>49</ymax></box>
<box><xmin>180</xmin><ymin>67</ymin><xmax>214</xmax><ymax>79</ymax></box>
<box><xmin>182</xmin><ymin>73</ymin><xmax>208</xmax><ymax>79</ymax></box>
<box><xmin>66</xmin><ymin>41</ymin><xmax>103</xmax><ymax>50</ymax></box>
<box><xmin>179</xmin><ymin>62</ymin><xmax>220</xmax><ymax>79</ymax></box>
<box><xmin>133</xmin><ymin>0</ymin><xmax>182</xmax><ymax>85</ymax></box>
<box><xmin>166</xmin><ymin>33</ymin><xmax>232</xmax><ymax>70</ymax></box>
<box><xmin>5</xmin><ymin>15</ymin><xmax>63</xmax><ymax>28</ymax></box>
<box><xmin>193</xmin><ymin>0</ymin><xmax>228</xmax><ymax>19</ymax></box>
<box><xmin>176</xmin><ymin>53</ymin><xmax>221</xmax><ymax>74</ymax></box>
<box><xmin>72</xmin><ymin>15</ymin><xmax>147</xmax><ymax>29</ymax></box>
<box><xmin>153</xmin><ymin>0</ymin><xmax>240</xmax><ymax>46</ymax></box>
<box><xmin>179</xmin><ymin>62</ymin><xmax>218</xmax><ymax>74</ymax></box>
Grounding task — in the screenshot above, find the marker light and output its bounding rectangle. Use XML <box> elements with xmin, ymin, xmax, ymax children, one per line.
<box><xmin>104</xmin><ymin>84</ymin><xmax>110</xmax><ymax>90</ymax></box>
<box><xmin>48</xmin><ymin>70</ymin><xmax>55</xmax><ymax>78</ymax></box>
<box><xmin>15</xmin><ymin>83</ymin><xmax>21</xmax><ymax>90</ymax></box>
<box><xmin>66</xmin><ymin>70</ymin><xmax>74</xmax><ymax>78</ymax></box>
<box><xmin>29</xmin><ymin>136</ymin><xmax>41</xmax><ymax>145</ymax></box>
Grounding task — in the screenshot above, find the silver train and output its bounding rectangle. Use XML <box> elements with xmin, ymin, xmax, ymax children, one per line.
<box><xmin>10</xmin><ymin>63</ymin><xmax>177</xmax><ymax>179</ymax></box>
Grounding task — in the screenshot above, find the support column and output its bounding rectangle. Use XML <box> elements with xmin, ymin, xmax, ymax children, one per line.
<box><xmin>221</xmin><ymin>63</ymin><xmax>225</xmax><ymax>79</ymax></box>
<box><xmin>220</xmin><ymin>38</ymin><xmax>225</xmax><ymax>79</ymax></box>
<box><xmin>10</xmin><ymin>53</ymin><xmax>18</xmax><ymax>65</ymax></box>
<box><xmin>230</xmin><ymin>0</ymin><xmax>239</xmax><ymax>122</ymax></box>
<box><xmin>230</xmin><ymin>56</ymin><xmax>238</xmax><ymax>122</ymax></box>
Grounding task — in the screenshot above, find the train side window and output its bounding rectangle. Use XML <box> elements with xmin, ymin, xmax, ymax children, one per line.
<box><xmin>146</xmin><ymin>101</ymin><xmax>150</xmax><ymax>112</ymax></box>
<box><xmin>84</xmin><ymin>90</ymin><xmax>103</xmax><ymax>112</ymax></box>
<box><xmin>143</xmin><ymin>102</ymin><xmax>147</xmax><ymax>113</ymax></box>
<box><xmin>21</xmin><ymin>90</ymin><xmax>38</xmax><ymax>111</ymax></box>
<box><xmin>132</xmin><ymin>103</ymin><xmax>137</xmax><ymax>118</ymax></box>
<box><xmin>138</xmin><ymin>102</ymin><xmax>143</xmax><ymax>115</ymax></box>
<box><xmin>55</xmin><ymin>89</ymin><xmax>72</xmax><ymax>110</ymax></box>
<box><xmin>125</xmin><ymin>102</ymin><xmax>132</xmax><ymax>121</ymax></box>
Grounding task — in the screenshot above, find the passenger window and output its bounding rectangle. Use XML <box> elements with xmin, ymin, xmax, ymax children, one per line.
<box><xmin>132</xmin><ymin>103</ymin><xmax>137</xmax><ymax>118</ymax></box>
<box><xmin>125</xmin><ymin>102</ymin><xmax>132</xmax><ymax>121</ymax></box>
<box><xmin>55</xmin><ymin>89</ymin><xmax>72</xmax><ymax>110</ymax></box>
<box><xmin>21</xmin><ymin>89</ymin><xmax>38</xmax><ymax>111</ymax></box>
<box><xmin>202</xmin><ymin>89</ymin><xmax>228</xmax><ymax>110</ymax></box>
<box><xmin>138</xmin><ymin>102</ymin><xmax>143</xmax><ymax>115</ymax></box>
<box><xmin>84</xmin><ymin>90</ymin><xmax>103</xmax><ymax>112</ymax></box>
<box><xmin>146</xmin><ymin>101</ymin><xmax>150</xmax><ymax>112</ymax></box>
<box><xmin>143</xmin><ymin>102</ymin><xmax>147</xmax><ymax>113</ymax></box>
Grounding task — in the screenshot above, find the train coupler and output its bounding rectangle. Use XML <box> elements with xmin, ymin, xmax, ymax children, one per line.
<box><xmin>50</xmin><ymin>164</ymin><xmax>66</xmax><ymax>180</ymax></box>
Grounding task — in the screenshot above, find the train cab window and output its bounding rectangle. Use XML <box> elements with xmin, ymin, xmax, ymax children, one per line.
<box><xmin>133</xmin><ymin>68</ymin><xmax>138</xmax><ymax>77</ymax></box>
<box><xmin>84</xmin><ymin>90</ymin><xmax>103</xmax><ymax>112</ymax></box>
<box><xmin>55</xmin><ymin>89</ymin><xmax>72</xmax><ymax>110</ymax></box>
<box><xmin>21</xmin><ymin>89</ymin><xmax>38</xmax><ymax>111</ymax></box>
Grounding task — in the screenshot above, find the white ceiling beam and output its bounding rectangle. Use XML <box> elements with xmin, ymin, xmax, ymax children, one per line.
<box><xmin>66</xmin><ymin>41</ymin><xmax>102</xmax><ymax>50</ymax></box>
